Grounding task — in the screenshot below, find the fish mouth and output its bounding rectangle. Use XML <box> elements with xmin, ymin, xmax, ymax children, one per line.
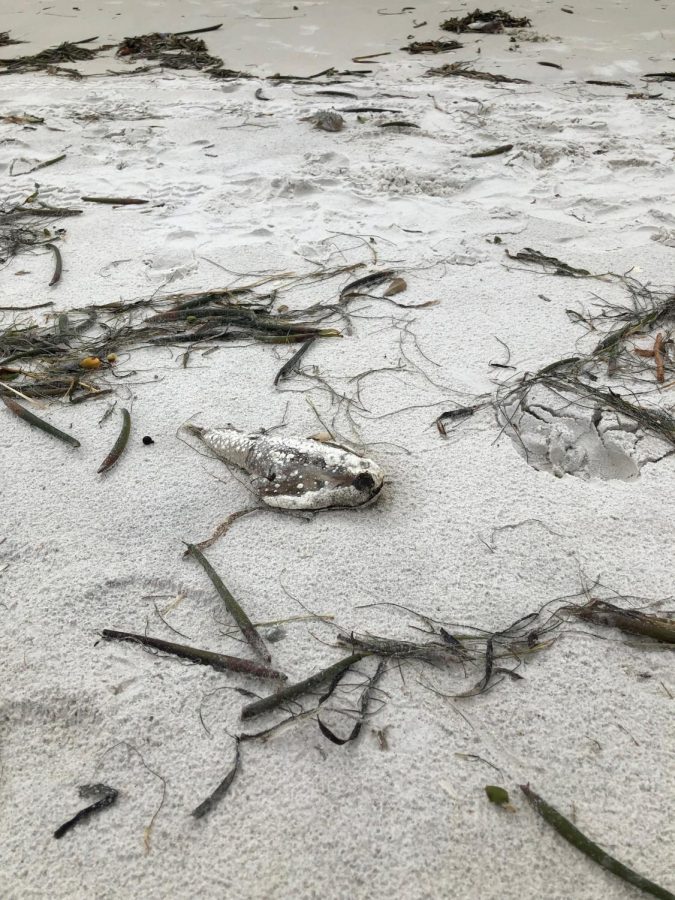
<box><xmin>354</xmin><ymin>473</ymin><xmax>384</xmax><ymax>505</ymax></box>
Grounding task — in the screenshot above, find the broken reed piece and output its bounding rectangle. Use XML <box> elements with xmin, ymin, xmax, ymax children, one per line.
<box><xmin>54</xmin><ymin>784</ymin><xmax>118</xmax><ymax>839</ymax></box>
<box><xmin>81</xmin><ymin>196</ymin><xmax>149</xmax><ymax>205</ymax></box>
<box><xmin>340</xmin><ymin>269</ymin><xmax>396</xmax><ymax>299</ymax></box>
<box><xmin>101</xmin><ymin>629</ymin><xmax>286</xmax><ymax>680</ymax></box>
<box><xmin>46</xmin><ymin>242</ymin><xmax>62</xmax><ymax>286</ymax></box>
<box><xmin>565</xmin><ymin>600</ymin><xmax>675</xmax><ymax>644</ymax></box>
<box><xmin>241</xmin><ymin>651</ymin><xmax>370</xmax><ymax>719</ymax></box>
<box><xmin>520</xmin><ymin>784</ymin><xmax>675</xmax><ymax>900</ymax></box>
<box><xmin>274</xmin><ymin>335</ymin><xmax>316</xmax><ymax>385</ymax></box>
<box><xmin>469</xmin><ymin>143</ymin><xmax>513</xmax><ymax>158</ymax></box>
<box><xmin>1</xmin><ymin>395</ymin><xmax>80</xmax><ymax>448</ymax></box>
<box><xmin>192</xmin><ymin>738</ymin><xmax>241</xmax><ymax>819</ymax></box>
<box><xmin>186</xmin><ymin>543</ymin><xmax>271</xmax><ymax>663</ymax></box>
<box><xmin>97</xmin><ymin>406</ymin><xmax>131</xmax><ymax>473</ymax></box>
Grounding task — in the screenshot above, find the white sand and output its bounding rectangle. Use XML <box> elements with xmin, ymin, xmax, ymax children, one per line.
<box><xmin>1</xmin><ymin>2</ymin><xmax>674</xmax><ymax>898</ymax></box>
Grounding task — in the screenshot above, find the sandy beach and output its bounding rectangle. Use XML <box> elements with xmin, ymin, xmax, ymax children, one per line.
<box><xmin>1</xmin><ymin>2</ymin><xmax>674</xmax><ymax>898</ymax></box>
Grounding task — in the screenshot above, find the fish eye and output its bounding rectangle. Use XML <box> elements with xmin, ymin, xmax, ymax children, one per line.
<box><xmin>352</xmin><ymin>473</ymin><xmax>375</xmax><ymax>492</ymax></box>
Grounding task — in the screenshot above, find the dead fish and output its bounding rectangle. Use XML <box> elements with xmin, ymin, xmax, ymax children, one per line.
<box><xmin>186</xmin><ymin>424</ymin><xmax>384</xmax><ymax>510</ymax></box>
<box><xmin>302</xmin><ymin>110</ymin><xmax>344</xmax><ymax>132</ymax></box>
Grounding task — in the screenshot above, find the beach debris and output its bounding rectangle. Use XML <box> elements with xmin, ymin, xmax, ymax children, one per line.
<box><xmin>341</xmin><ymin>269</ymin><xmax>395</xmax><ymax>298</ymax></box>
<box><xmin>585</xmin><ymin>79</ymin><xmax>631</xmax><ymax>88</ymax></box>
<box><xmin>427</xmin><ymin>62</ymin><xmax>530</xmax><ymax>84</ymax></box>
<box><xmin>441</xmin><ymin>9</ymin><xmax>531</xmax><ymax>33</ymax></box>
<box><xmin>1</xmin><ymin>396</ymin><xmax>80</xmax><ymax>448</ymax></box>
<box><xmin>485</xmin><ymin>785</ymin><xmax>514</xmax><ymax>809</ymax></box>
<box><xmin>538</xmin><ymin>61</ymin><xmax>563</xmax><ymax>69</ymax></box>
<box><xmin>81</xmin><ymin>196</ymin><xmax>149</xmax><ymax>205</ymax></box>
<box><xmin>520</xmin><ymin>784</ymin><xmax>674</xmax><ymax>900</ymax></box>
<box><xmin>274</xmin><ymin>335</ymin><xmax>316</xmax><ymax>385</ymax></box>
<box><xmin>633</xmin><ymin>333</ymin><xmax>666</xmax><ymax>383</ymax></box>
<box><xmin>402</xmin><ymin>40</ymin><xmax>463</xmax><ymax>54</ymax></box>
<box><xmin>186</xmin><ymin>425</ymin><xmax>385</xmax><ymax>510</ymax></box>
<box><xmin>383</xmin><ymin>277</ymin><xmax>407</xmax><ymax>297</ymax></box>
<box><xmin>564</xmin><ymin>599</ymin><xmax>675</xmax><ymax>644</ymax></box>
<box><xmin>314</xmin><ymin>89</ymin><xmax>359</xmax><ymax>99</ymax></box>
<box><xmin>302</xmin><ymin>110</ymin><xmax>344</xmax><ymax>132</ymax></box>
<box><xmin>469</xmin><ymin>143</ymin><xmax>513</xmax><ymax>158</ymax></box>
<box><xmin>142</xmin><ymin>435</ymin><xmax>154</xmax><ymax>445</ymax></box>
<box><xmin>8</xmin><ymin>152</ymin><xmax>66</xmax><ymax>177</ymax></box>
<box><xmin>318</xmin><ymin>659</ymin><xmax>386</xmax><ymax>745</ymax></box>
<box><xmin>643</xmin><ymin>72</ymin><xmax>675</xmax><ymax>82</ymax></box>
<box><xmin>0</xmin><ymin>40</ymin><xmax>102</xmax><ymax>74</ymax></box>
<box><xmin>46</xmin><ymin>243</ymin><xmax>62</xmax><ymax>286</ymax></box>
<box><xmin>1</xmin><ymin>113</ymin><xmax>44</xmax><ymax>125</ymax></box>
<box><xmin>0</xmin><ymin>32</ymin><xmax>24</xmax><ymax>47</ymax></box>
<box><xmin>352</xmin><ymin>51</ymin><xmax>391</xmax><ymax>63</ymax></box>
<box><xmin>192</xmin><ymin>739</ymin><xmax>241</xmax><ymax>819</ymax></box>
<box><xmin>100</xmin><ymin>629</ymin><xmax>287</xmax><ymax>680</ymax></box>
<box><xmin>505</xmin><ymin>246</ymin><xmax>591</xmax><ymax>276</ymax></box>
<box><xmin>54</xmin><ymin>784</ymin><xmax>118</xmax><ymax>839</ymax></box>
<box><xmin>116</xmin><ymin>32</ymin><xmax>222</xmax><ymax>71</ymax></box>
<box><xmin>0</xmin><ymin>204</ymin><xmax>73</xmax><ymax>284</ymax></box>
<box><xmin>377</xmin><ymin>120</ymin><xmax>419</xmax><ymax>128</ymax></box>
<box><xmin>0</xmin><ymin>270</ymin><xmax>347</xmax><ymax>406</ymax></box>
<box><xmin>340</xmin><ymin>106</ymin><xmax>401</xmax><ymax>114</ymax></box>
<box><xmin>97</xmin><ymin>407</ymin><xmax>131</xmax><ymax>474</ymax></box>
<box><xmin>186</xmin><ymin>544</ymin><xmax>271</xmax><ymax>663</ymax></box>
<box><xmin>241</xmin><ymin>652</ymin><xmax>369</xmax><ymax>720</ymax></box>
<box><xmin>254</xmin><ymin>87</ymin><xmax>270</xmax><ymax>101</ymax></box>
<box><xmin>436</xmin><ymin>405</ymin><xmax>479</xmax><ymax>435</ymax></box>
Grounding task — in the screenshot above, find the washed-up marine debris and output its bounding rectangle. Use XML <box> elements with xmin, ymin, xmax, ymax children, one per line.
<box><xmin>441</xmin><ymin>8</ymin><xmax>531</xmax><ymax>33</ymax></box>
<box><xmin>402</xmin><ymin>40</ymin><xmax>463</xmax><ymax>54</ymax></box>
<box><xmin>427</xmin><ymin>61</ymin><xmax>530</xmax><ymax>84</ymax></box>
<box><xmin>302</xmin><ymin>110</ymin><xmax>344</xmax><ymax>132</ymax></box>
<box><xmin>116</xmin><ymin>32</ymin><xmax>223</xmax><ymax>71</ymax></box>
<box><xmin>185</xmin><ymin>425</ymin><xmax>384</xmax><ymax>510</ymax></box>
<box><xmin>0</xmin><ymin>275</ymin><xmax>345</xmax><ymax>407</ymax></box>
<box><xmin>0</xmin><ymin>39</ymin><xmax>104</xmax><ymax>75</ymax></box>
<box><xmin>0</xmin><ymin>32</ymin><xmax>24</xmax><ymax>47</ymax></box>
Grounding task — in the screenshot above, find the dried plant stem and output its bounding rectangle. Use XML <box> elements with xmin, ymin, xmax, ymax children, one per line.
<box><xmin>101</xmin><ymin>629</ymin><xmax>285</xmax><ymax>680</ymax></box>
<box><xmin>186</xmin><ymin>544</ymin><xmax>271</xmax><ymax>663</ymax></box>
<box><xmin>520</xmin><ymin>784</ymin><xmax>674</xmax><ymax>900</ymax></box>
<box><xmin>241</xmin><ymin>652</ymin><xmax>369</xmax><ymax>719</ymax></box>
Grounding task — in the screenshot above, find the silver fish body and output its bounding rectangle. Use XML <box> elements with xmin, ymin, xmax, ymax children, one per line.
<box><xmin>188</xmin><ymin>425</ymin><xmax>384</xmax><ymax>510</ymax></box>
